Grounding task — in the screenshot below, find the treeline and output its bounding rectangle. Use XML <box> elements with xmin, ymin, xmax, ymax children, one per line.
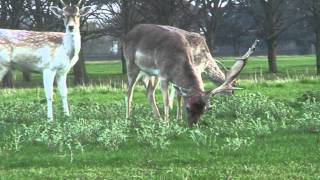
<box><xmin>0</xmin><ymin>0</ymin><xmax>319</xmax><ymax>87</ymax></box>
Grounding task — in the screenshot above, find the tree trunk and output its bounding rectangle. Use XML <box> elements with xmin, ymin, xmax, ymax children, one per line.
<box><xmin>23</xmin><ymin>71</ymin><xmax>31</xmax><ymax>82</ymax></box>
<box><xmin>205</xmin><ymin>32</ymin><xmax>215</xmax><ymax>55</ymax></box>
<box><xmin>2</xmin><ymin>71</ymin><xmax>13</xmax><ymax>88</ymax></box>
<box><xmin>316</xmin><ymin>30</ymin><xmax>320</xmax><ymax>75</ymax></box>
<box><xmin>73</xmin><ymin>50</ymin><xmax>87</xmax><ymax>85</ymax></box>
<box><xmin>121</xmin><ymin>0</ymin><xmax>129</xmax><ymax>74</ymax></box>
<box><xmin>121</xmin><ymin>47</ymin><xmax>127</xmax><ymax>74</ymax></box>
<box><xmin>266</xmin><ymin>39</ymin><xmax>278</xmax><ymax>73</ymax></box>
<box><xmin>232</xmin><ymin>38</ymin><xmax>241</xmax><ymax>56</ymax></box>
<box><xmin>210</xmin><ymin>36</ymin><xmax>215</xmax><ymax>55</ymax></box>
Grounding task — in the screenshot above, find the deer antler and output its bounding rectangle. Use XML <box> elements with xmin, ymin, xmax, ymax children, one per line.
<box><xmin>59</xmin><ymin>0</ymin><xmax>66</xmax><ymax>6</ymax></box>
<box><xmin>77</xmin><ymin>0</ymin><xmax>83</xmax><ymax>6</ymax></box>
<box><xmin>207</xmin><ymin>39</ymin><xmax>259</xmax><ymax>96</ymax></box>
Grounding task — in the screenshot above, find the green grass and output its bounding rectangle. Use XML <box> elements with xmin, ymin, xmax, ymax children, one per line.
<box><xmin>0</xmin><ymin>55</ymin><xmax>320</xmax><ymax>179</ymax></box>
<box><xmin>8</xmin><ymin>55</ymin><xmax>317</xmax><ymax>88</ymax></box>
<box><xmin>1</xmin><ymin>130</ymin><xmax>319</xmax><ymax>179</ymax></box>
<box><xmin>221</xmin><ymin>55</ymin><xmax>316</xmax><ymax>78</ymax></box>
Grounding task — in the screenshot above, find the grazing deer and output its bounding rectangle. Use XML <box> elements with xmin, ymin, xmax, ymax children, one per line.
<box><xmin>123</xmin><ymin>24</ymin><xmax>258</xmax><ymax>127</ymax></box>
<box><xmin>140</xmin><ymin>26</ymin><xmax>229</xmax><ymax>119</ymax></box>
<box><xmin>0</xmin><ymin>0</ymin><xmax>92</xmax><ymax>121</ymax></box>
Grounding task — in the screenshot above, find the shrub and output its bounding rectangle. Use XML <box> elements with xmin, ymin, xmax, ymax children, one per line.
<box><xmin>188</xmin><ymin>127</ymin><xmax>209</xmax><ymax>146</ymax></box>
<box><xmin>208</xmin><ymin>93</ymin><xmax>296</xmax><ymax>136</ymax></box>
<box><xmin>134</xmin><ymin>108</ymin><xmax>187</xmax><ymax>150</ymax></box>
<box><xmin>221</xmin><ymin>133</ymin><xmax>254</xmax><ymax>151</ymax></box>
<box><xmin>296</xmin><ymin>91</ymin><xmax>320</xmax><ymax>102</ymax></box>
<box><xmin>296</xmin><ymin>98</ymin><xmax>320</xmax><ymax>133</ymax></box>
<box><xmin>97</xmin><ymin>118</ymin><xmax>130</xmax><ymax>151</ymax></box>
<box><xmin>0</xmin><ymin>101</ymin><xmax>45</xmax><ymax>123</ymax></box>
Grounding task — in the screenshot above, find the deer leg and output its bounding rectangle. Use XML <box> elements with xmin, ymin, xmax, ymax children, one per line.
<box><xmin>176</xmin><ymin>91</ymin><xmax>183</xmax><ymax>120</ymax></box>
<box><xmin>147</xmin><ymin>76</ymin><xmax>161</xmax><ymax>118</ymax></box>
<box><xmin>168</xmin><ymin>84</ymin><xmax>175</xmax><ymax>110</ymax></box>
<box><xmin>126</xmin><ymin>69</ymin><xmax>141</xmax><ymax>118</ymax></box>
<box><xmin>56</xmin><ymin>74</ymin><xmax>70</xmax><ymax>117</ymax></box>
<box><xmin>43</xmin><ymin>69</ymin><xmax>56</xmax><ymax>121</ymax></box>
<box><xmin>160</xmin><ymin>80</ymin><xmax>170</xmax><ymax>122</ymax></box>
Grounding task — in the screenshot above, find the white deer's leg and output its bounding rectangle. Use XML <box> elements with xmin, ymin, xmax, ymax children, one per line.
<box><xmin>56</xmin><ymin>74</ymin><xmax>70</xmax><ymax>116</ymax></box>
<box><xmin>160</xmin><ymin>80</ymin><xmax>170</xmax><ymax>122</ymax></box>
<box><xmin>43</xmin><ymin>69</ymin><xmax>56</xmax><ymax>121</ymax></box>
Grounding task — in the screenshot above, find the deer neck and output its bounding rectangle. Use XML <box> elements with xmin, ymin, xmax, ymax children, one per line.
<box><xmin>186</xmin><ymin>77</ymin><xmax>204</xmax><ymax>96</ymax></box>
<box><xmin>172</xmin><ymin>66</ymin><xmax>205</xmax><ymax>96</ymax></box>
<box><xmin>63</xmin><ymin>30</ymin><xmax>81</xmax><ymax>59</ymax></box>
<box><xmin>206</xmin><ymin>57</ymin><xmax>226</xmax><ymax>85</ymax></box>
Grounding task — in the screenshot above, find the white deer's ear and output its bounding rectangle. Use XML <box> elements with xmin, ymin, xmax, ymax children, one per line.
<box><xmin>50</xmin><ymin>6</ymin><xmax>63</xmax><ymax>18</ymax></box>
<box><xmin>80</xmin><ymin>6</ymin><xmax>92</xmax><ymax>16</ymax></box>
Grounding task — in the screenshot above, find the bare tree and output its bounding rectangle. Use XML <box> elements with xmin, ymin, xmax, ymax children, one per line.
<box><xmin>138</xmin><ymin>0</ymin><xmax>195</xmax><ymax>28</ymax></box>
<box><xmin>91</xmin><ymin>0</ymin><xmax>144</xmax><ymax>73</ymax></box>
<box><xmin>216</xmin><ymin>2</ymin><xmax>253</xmax><ymax>56</ymax></box>
<box><xmin>299</xmin><ymin>0</ymin><xmax>320</xmax><ymax>75</ymax></box>
<box><xmin>243</xmin><ymin>0</ymin><xmax>298</xmax><ymax>73</ymax></box>
<box><xmin>193</xmin><ymin>0</ymin><xmax>232</xmax><ymax>53</ymax></box>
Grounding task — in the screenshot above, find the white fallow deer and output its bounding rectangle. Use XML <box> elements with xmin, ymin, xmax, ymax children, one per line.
<box><xmin>140</xmin><ymin>25</ymin><xmax>230</xmax><ymax>120</ymax></box>
<box><xmin>0</xmin><ymin>0</ymin><xmax>92</xmax><ymax>121</ymax></box>
<box><xmin>123</xmin><ymin>24</ymin><xmax>258</xmax><ymax>127</ymax></box>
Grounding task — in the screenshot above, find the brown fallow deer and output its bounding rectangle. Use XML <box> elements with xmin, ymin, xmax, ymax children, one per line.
<box><xmin>123</xmin><ymin>24</ymin><xmax>258</xmax><ymax>127</ymax></box>
<box><xmin>140</xmin><ymin>25</ymin><xmax>230</xmax><ymax>120</ymax></box>
<box><xmin>0</xmin><ymin>0</ymin><xmax>92</xmax><ymax>121</ymax></box>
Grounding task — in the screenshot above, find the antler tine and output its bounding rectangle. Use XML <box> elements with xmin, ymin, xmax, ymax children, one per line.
<box><xmin>77</xmin><ymin>0</ymin><xmax>83</xmax><ymax>6</ymax></box>
<box><xmin>236</xmin><ymin>39</ymin><xmax>259</xmax><ymax>61</ymax></box>
<box><xmin>208</xmin><ymin>39</ymin><xmax>259</xmax><ymax>96</ymax></box>
<box><xmin>59</xmin><ymin>0</ymin><xmax>66</xmax><ymax>6</ymax></box>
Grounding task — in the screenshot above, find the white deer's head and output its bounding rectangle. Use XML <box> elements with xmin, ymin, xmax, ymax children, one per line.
<box><xmin>50</xmin><ymin>0</ymin><xmax>92</xmax><ymax>33</ymax></box>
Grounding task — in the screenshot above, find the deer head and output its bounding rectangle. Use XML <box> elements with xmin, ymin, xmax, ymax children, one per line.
<box><xmin>50</xmin><ymin>0</ymin><xmax>92</xmax><ymax>33</ymax></box>
<box><xmin>182</xmin><ymin>40</ymin><xmax>259</xmax><ymax>127</ymax></box>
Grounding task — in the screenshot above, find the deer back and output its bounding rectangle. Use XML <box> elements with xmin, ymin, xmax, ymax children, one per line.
<box><xmin>0</xmin><ymin>29</ymin><xmax>63</xmax><ymax>48</ymax></box>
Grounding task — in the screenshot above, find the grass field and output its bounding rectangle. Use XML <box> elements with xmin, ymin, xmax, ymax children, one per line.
<box><xmin>0</xmin><ymin>55</ymin><xmax>320</xmax><ymax>179</ymax></box>
<box><xmin>8</xmin><ymin>55</ymin><xmax>317</xmax><ymax>88</ymax></box>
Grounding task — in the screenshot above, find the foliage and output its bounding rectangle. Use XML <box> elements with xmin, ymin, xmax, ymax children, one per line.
<box><xmin>222</xmin><ymin>135</ymin><xmax>254</xmax><ymax>151</ymax></box>
<box><xmin>297</xmin><ymin>90</ymin><xmax>320</xmax><ymax>102</ymax></box>
<box><xmin>206</xmin><ymin>93</ymin><xmax>296</xmax><ymax>137</ymax></box>
<box><xmin>0</xmin><ymin>69</ymin><xmax>320</xmax><ymax>178</ymax></box>
<box><xmin>0</xmin><ymin>90</ymin><xmax>316</xmax><ymax>158</ymax></box>
<box><xmin>296</xmin><ymin>98</ymin><xmax>320</xmax><ymax>133</ymax></box>
<box><xmin>133</xmin><ymin>107</ymin><xmax>187</xmax><ymax>150</ymax></box>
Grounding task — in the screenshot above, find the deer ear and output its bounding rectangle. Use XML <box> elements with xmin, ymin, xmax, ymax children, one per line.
<box><xmin>50</xmin><ymin>6</ymin><xmax>63</xmax><ymax>18</ymax></box>
<box><xmin>80</xmin><ymin>6</ymin><xmax>92</xmax><ymax>16</ymax></box>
